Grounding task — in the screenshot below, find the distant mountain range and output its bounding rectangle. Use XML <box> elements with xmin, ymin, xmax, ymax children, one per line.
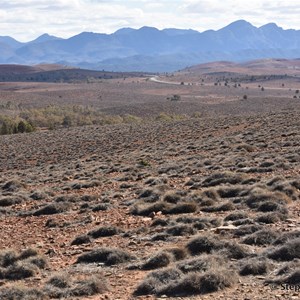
<box><xmin>1</xmin><ymin>20</ymin><xmax>300</xmax><ymax>72</ymax></box>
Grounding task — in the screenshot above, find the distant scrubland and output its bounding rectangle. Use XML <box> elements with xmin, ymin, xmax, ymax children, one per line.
<box><xmin>0</xmin><ymin>104</ymin><xmax>189</xmax><ymax>135</ymax></box>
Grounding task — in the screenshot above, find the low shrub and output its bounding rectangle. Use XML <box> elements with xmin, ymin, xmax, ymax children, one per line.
<box><xmin>45</xmin><ymin>273</ymin><xmax>108</xmax><ymax>298</ymax></box>
<box><xmin>242</xmin><ymin>229</ymin><xmax>279</xmax><ymax>246</ymax></box>
<box><xmin>282</xmin><ymin>270</ymin><xmax>300</xmax><ymax>284</ymax></box>
<box><xmin>157</xmin><ymin>269</ymin><xmax>237</xmax><ymax>296</ymax></box>
<box><xmin>202</xmin><ymin>172</ymin><xmax>245</xmax><ymax>187</ymax></box>
<box><xmin>164</xmin><ymin>247</ymin><xmax>187</xmax><ymax>261</ymax></box>
<box><xmin>221</xmin><ymin>242</ymin><xmax>250</xmax><ymax>259</ymax></box>
<box><xmin>255</xmin><ymin>212</ymin><xmax>287</xmax><ymax>224</ymax></box>
<box><xmin>151</xmin><ymin>218</ymin><xmax>170</xmax><ymax>227</ymax></box>
<box><xmin>88</xmin><ymin>226</ymin><xmax>120</xmax><ymax>239</ymax></box>
<box><xmin>47</xmin><ymin>273</ymin><xmax>71</xmax><ymax>289</ymax></box>
<box><xmin>141</xmin><ymin>251</ymin><xmax>173</xmax><ymax>270</ymax></box>
<box><xmin>131</xmin><ymin>201</ymin><xmax>171</xmax><ymax>216</ymax></box>
<box><xmin>234</xmin><ymin>224</ymin><xmax>263</xmax><ymax>237</ymax></box>
<box><xmin>2</xmin><ymin>180</ymin><xmax>26</xmax><ymax>192</ymax></box>
<box><xmin>0</xmin><ymin>287</ymin><xmax>46</xmax><ymax>300</ymax></box>
<box><xmin>267</xmin><ymin>238</ymin><xmax>300</xmax><ymax>261</ymax></box>
<box><xmin>186</xmin><ymin>235</ymin><xmax>223</xmax><ymax>255</ymax></box>
<box><xmin>166</xmin><ymin>224</ymin><xmax>196</xmax><ymax>236</ymax></box>
<box><xmin>0</xmin><ymin>197</ymin><xmax>23</xmax><ymax>207</ymax></box>
<box><xmin>133</xmin><ymin>267</ymin><xmax>182</xmax><ymax>296</ymax></box>
<box><xmin>165</xmin><ymin>202</ymin><xmax>198</xmax><ymax>214</ymax></box>
<box><xmin>176</xmin><ymin>255</ymin><xmax>220</xmax><ymax>274</ymax></box>
<box><xmin>163</xmin><ymin>192</ymin><xmax>181</xmax><ymax>204</ymax></box>
<box><xmin>201</xmin><ymin>201</ymin><xmax>235</xmax><ymax>212</ymax></box>
<box><xmin>4</xmin><ymin>262</ymin><xmax>39</xmax><ymax>280</ymax></box>
<box><xmin>224</xmin><ymin>212</ymin><xmax>248</xmax><ymax>221</ymax></box>
<box><xmin>273</xmin><ymin>230</ymin><xmax>300</xmax><ymax>245</ymax></box>
<box><xmin>240</xmin><ymin>259</ymin><xmax>270</xmax><ymax>276</ymax></box>
<box><xmin>71</xmin><ymin>234</ymin><xmax>92</xmax><ymax>245</ymax></box>
<box><xmin>33</xmin><ymin>203</ymin><xmax>70</xmax><ymax>216</ymax></box>
<box><xmin>68</xmin><ymin>276</ymin><xmax>108</xmax><ymax>297</ymax></box>
<box><xmin>76</xmin><ymin>247</ymin><xmax>135</xmax><ymax>265</ymax></box>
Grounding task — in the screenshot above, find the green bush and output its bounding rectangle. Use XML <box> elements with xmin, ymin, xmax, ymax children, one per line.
<box><xmin>0</xmin><ymin>116</ymin><xmax>35</xmax><ymax>135</ymax></box>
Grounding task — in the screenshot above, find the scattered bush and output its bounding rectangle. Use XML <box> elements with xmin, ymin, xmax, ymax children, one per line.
<box><xmin>30</xmin><ymin>191</ymin><xmax>47</xmax><ymax>201</ymax></box>
<box><xmin>0</xmin><ymin>287</ymin><xmax>46</xmax><ymax>300</ymax></box>
<box><xmin>92</xmin><ymin>203</ymin><xmax>109</xmax><ymax>212</ymax></box>
<box><xmin>141</xmin><ymin>251</ymin><xmax>174</xmax><ymax>270</ymax></box>
<box><xmin>71</xmin><ymin>234</ymin><xmax>92</xmax><ymax>245</ymax></box>
<box><xmin>166</xmin><ymin>224</ymin><xmax>196</xmax><ymax>236</ymax></box>
<box><xmin>276</xmin><ymin>261</ymin><xmax>300</xmax><ymax>276</ymax></box>
<box><xmin>255</xmin><ymin>212</ymin><xmax>286</xmax><ymax>224</ymax></box>
<box><xmin>138</xmin><ymin>188</ymin><xmax>160</xmax><ymax>200</ymax></box>
<box><xmin>224</xmin><ymin>212</ymin><xmax>248</xmax><ymax>221</ymax></box>
<box><xmin>0</xmin><ymin>248</ymin><xmax>46</xmax><ymax>281</ymax></box>
<box><xmin>281</xmin><ymin>270</ymin><xmax>300</xmax><ymax>284</ymax></box>
<box><xmin>232</xmin><ymin>218</ymin><xmax>254</xmax><ymax>226</ymax></box>
<box><xmin>217</xmin><ymin>186</ymin><xmax>245</xmax><ymax>198</ymax></box>
<box><xmin>267</xmin><ymin>238</ymin><xmax>300</xmax><ymax>261</ymax></box>
<box><xmin>131</xmin><ymin>201</ymin><xmax>171</xmax><ymax>216</ymax></box>
<box><xmin>273</xmin><ymin>230</ymin><xmax>300</xmax><ymax>245</ymax></box>
<box><xmin>186</xmin><ymin>235</ymin><xmax>223</xmax><ymax>255</ymax></box>
<box><xmin>221</xmin><ymin>241</ymin><xmax>250</xmax><ymax>259</ymax></box>
<box><xmin>68</xmin><ymin>276</ymin><xmax>108</xmax><ymax>297</ymax></box>
<box><xmin>25</xmin><ymin>256</ymin><xmax>48</xmax><ymax>269</ymax></box>
<box><xmin>176</xmin><ymin>255</ymin><xmax>220</xmax><ymax>274</ymax></box>
<box><xmin>76</xmin><ymin>247</ymin><xmax>135</xmax><ymax>265</ymax></box>
<box><xmin>0</xmin><ymin>250</ymin><xmax>18</xmax><ymax>267</ymax></box>
<box><xmin>4</xmin><ymin>262</ymin><xmax>39</xmax><ymax>280</ymax></box>
<box><xmin>246</xmin><ymin>190</ymin><xmax>289</xmax><ymax>209</ymax></box>
<box><xmin>234</xmin><ymin>224</ymin><xmax>263</xmax><ymax>237</ymax></box>
<box><xmin>164</xmin><ymin>247</ymin><xmax>187</xmax><ymax>261</ymax></box>
<box><xmin>151</xmin><ymin>233</ymin><xmax>170</xmax><ymax>241</ymax></box>
<box><xmin>257</xmin><ymin>201</ymin><xmax>286</xmax><ymax>213</ymax></box>
<box><xmin>33</xmin><ymin>203</ymin><xmax>70</xmax><ymax>216</ymax></box>
<box><xmin>18</xmin><ymin>248</ymin><xmax>39</xmax><ymax>260</ymax></box>
<box><xmin>88</xmin><ymin>226</ymin><xmax>120</xmax><ymax>239</ymax></box>
<box><xmin>134</xmin><ymin>267</ymin><xmax>182</xmax><ymax>296</ymax></box>
<box><xmin>0</xmin><ymin>196</ymin><xmax>23</xmax><ymax>207</ymax></box>
<box><xmin>240</xmin><ymin>259</ymin><xmax>270</xmax><ymax>276</ymax></box>
<box><xmin>166</xmin><ymin>202</ymin><xmax>198</xmax><ymax>214</ymax></box>
<box><xmin>151</xmin><ymin>218</ymin><xmax>170</xmax><ymax>227</ymax></box>
<box><xmin>202</xmin><ymin>172</ymin><xmax>245</xmax><ymax>187</ymax></box>
<box><xmin>45</xmin><ymin>273</ymin><xmax>108</xmax><ymax>298</ymax></box>
<box><xmin>202</xmin><ymin>201</ymin><xmax>235</xmax><ymax>212</ymax></box>
<box><xmin>242</xmin><ymin>229</ymin><xmax>279</xmax><ymax>246</ymax></box>
<box><xmin>47</xmin><ymin>273</ymin><xmax>71</xmax><ymax>289</ymax></box>
<box><xmin>163</xmin><ymin>192</ymin><xmax>181</xmax><ymax>203</ymax></box>
<box><xmin>2</xmin><ymin>180</ymin><xmax>26</xmax><ymax>192</ymax></box>
<box><xmin>157</xmin><ymin>269</ymin><xmax>237</xmax><ymax>296</ymax></box>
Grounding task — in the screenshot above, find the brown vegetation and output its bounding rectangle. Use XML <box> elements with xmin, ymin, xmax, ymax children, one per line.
<box><xmin>0</xmin><ymin>61</ymin><xmax>300</xmax><ymax>299</ymax></box>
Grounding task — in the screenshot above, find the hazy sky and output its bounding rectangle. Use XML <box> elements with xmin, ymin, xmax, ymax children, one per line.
<box><xmin>1</xmin><ymin>0</ymin><xmax>299</xmax><ymax>42</ymax></box>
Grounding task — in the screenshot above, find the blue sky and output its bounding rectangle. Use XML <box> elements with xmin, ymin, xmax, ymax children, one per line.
<box><xmin>0</xmin><ymin>0</ymin><xmax>299</xmax><ymax>41</ymax></box>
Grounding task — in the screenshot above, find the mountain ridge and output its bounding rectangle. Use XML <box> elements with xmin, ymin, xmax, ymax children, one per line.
<box><xmin>1</xmin><ymin>20</ymin><xmax>300</xmax><ymax>72</ymax></box>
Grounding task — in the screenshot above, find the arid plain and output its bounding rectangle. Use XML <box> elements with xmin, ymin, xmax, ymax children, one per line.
<box><xmin>0</xmin><ymin>59</ymin><xmax>300</xmax><ymax>299</ymax></box>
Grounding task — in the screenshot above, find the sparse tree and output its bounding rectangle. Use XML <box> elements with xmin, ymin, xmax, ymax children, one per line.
<box><xmin>170</xmin><ymin>95</ymin><xmax>181</xmax><ymax>101</ymax></box>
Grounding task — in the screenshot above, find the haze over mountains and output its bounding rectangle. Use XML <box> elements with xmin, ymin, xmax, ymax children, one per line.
<box><xmin>1</xmin><ymin>20</ymin><xmax>300</xmax><ymax>72</ymax></box>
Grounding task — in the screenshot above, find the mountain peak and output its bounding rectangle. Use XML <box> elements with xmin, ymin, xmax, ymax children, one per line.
<box><xmin>29</xmin><ymin>33</ymin><xmax>60</xmax><ymax>44</ymax></box>
<box><xmin>114</xmin><ymin>28</ymin><xmax>135</xmax><ymax>35</ymax></box>
<box><xmin>222</xmin><ymin>20</ymin><xmax>255</xmax><ymax>31</ymax></box>
<box><xmin>138</xmin><ymin>26</ymin><xmax>160</xmax><ymax>32</ymax></box>
<box><xmin>260</xmin><ymin>22</ymin><xmax>281</xmax><ymax>31</ymax></box>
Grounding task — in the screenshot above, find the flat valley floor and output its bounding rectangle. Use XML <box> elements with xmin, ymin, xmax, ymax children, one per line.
<box><xmin>0</xmin><ymin>63</ymin><xmax>300</xmax><ymax>299</ymax></box>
